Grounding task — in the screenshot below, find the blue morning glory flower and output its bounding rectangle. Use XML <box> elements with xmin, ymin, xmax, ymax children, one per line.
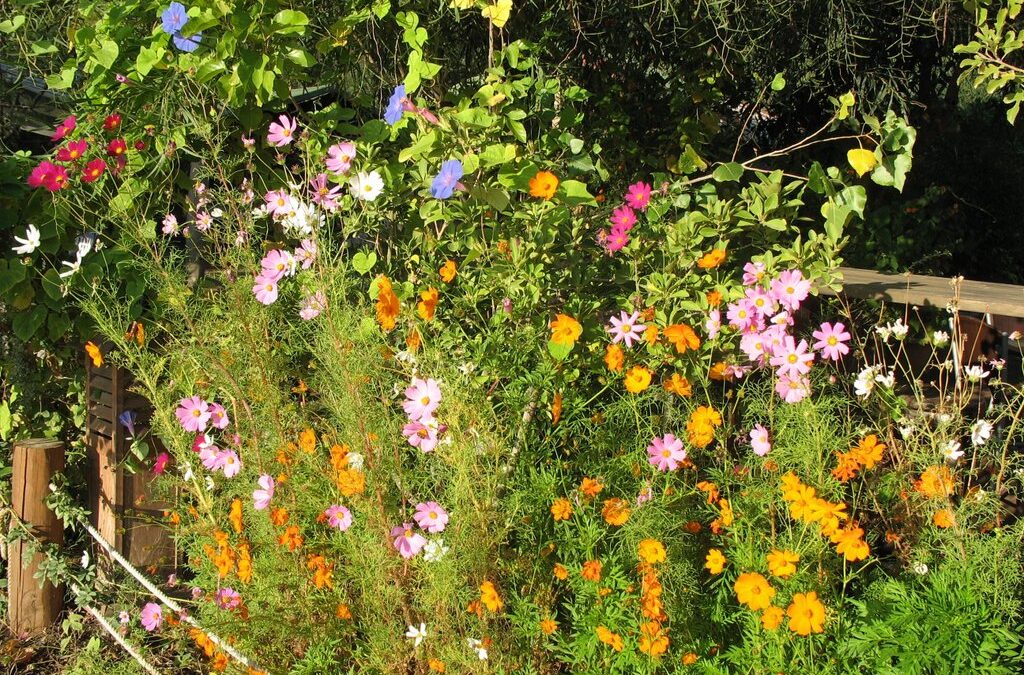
<box><xmin>172</xmin><ymin>32</ymin><xmax>202</xmax><ymax>52</ymax></box>
<box><xmin>430</xmin><ymin>159</ymin><xmax>464</xmax><ymax>200</ymax></box>
<box><xmin>384</xmin><ymin>84</ymin><xmax>406</xmax><ymax>125</ymax></box>
<box><xmin>118</xmin><ymin>410</ymin><xmax>137</xmax><ymax>438</ymax></box>
<box><xmin>161</xmin><ymin>3</ymin><xmax>189</xmax><ymax>35</ymax></box>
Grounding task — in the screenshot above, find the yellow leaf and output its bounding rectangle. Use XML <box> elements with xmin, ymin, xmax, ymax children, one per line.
<box><xmin>847</xmin><ymin>148</ymin><xmax>877</xmax><ymax>177</ymax></box>
<box><xmin>481</xmin><ymin>0</ymin><xmax>512</xmax><ymax>28</ymax></box>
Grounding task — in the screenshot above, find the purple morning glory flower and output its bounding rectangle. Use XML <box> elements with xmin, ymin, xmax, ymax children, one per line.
<box><xmin>172</xmin><ymin>32</ymin><xmax>202</xmax><ymax>52</ymax></box>
<box><xmin>430</xmin><ymin>159</ymin><xmax>464</xmax><ymax>199</ymax></box>
<box><xmin>118</xmin><ymin>410</ymin><xmax>137</xmax><ymax>438</ymax></box>
<box><xmin>384</xmin><ymin>85</ymin><xmax>407</xmax><ymax>125</ymax></box>
<box><xmin>161</xmin><ymin>3</ymin><xmax>189</xmax><ymax>35</ymax></box>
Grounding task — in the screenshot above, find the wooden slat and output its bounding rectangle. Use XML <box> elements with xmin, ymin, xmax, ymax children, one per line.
<box><xmin>88</xmin><ymin>414</ymin><xmax>114</xmax><ymax>437</ymax></box>
<box><xmin>825</xmin><ymin>267</ymin><xmax>1024</xmax><ymax>318</ymax></box>
<box><xmin>90</xmin><ymin>374</ymin><xmax>114</xmax><ymax>394</ymax></box>
<box><xmin>89</xmin><ymin>402</ymin><xmax>115</xmax><ymax>423</ymax></box>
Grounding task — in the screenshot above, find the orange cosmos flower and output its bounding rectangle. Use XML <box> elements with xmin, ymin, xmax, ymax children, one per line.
<box><xmin>278</xmin><ymin>525</ymin><xmax>303</xmax><ymax>551</ymax></box>
<box><xmin>298</xmin><ymin>428</ymin><xmax>316</xmax><ymax>453</ymax></box>
<box><xmin>704</xmin><ymin>548</ymin><xmax>726</xmax><ymax>575</ymax></box>
<box><xmin>85</xmin><ymin>341</ymin><xmax>103</xmax><ymax>367</ymax></box>
<box><xmin>270</xmin><ymin>508</ymin><xmax>289</xmax><ymax>526</ymax></box>
<box><xmin>439</xmin><ymin>259</ymin><xmax>457</xmax><ymax>282</ymax></box>
<box><xmin>933</xmin><ymin>508</ymin><xmax>955</xmax><ymax>528</ymax></box>
<box><xmin>595</xmin><ymin>625</ymin><xmax>623</xmax><ymax>652</ymax></box>
<box><xmin>706</xmin><ymin>290</ymin><xmax>723</xmax><ymax>307</ymax></box>
<box><xmin>550</xmin><ymin>498</ymin><xmax>572</xmax><ymax>521</ymax></box>
<box><xmin>551</xmin><ymin>391</ymin><xmax>562</xmax><ymax>426</ymax></box>
<box><xmin>683</xmin><ymin>652</ymin><xmax>699</xmax><ymax>665</ymax></box>
<box><xmin>336</xmin><ymin>468</ymin><xmax>366</xmax><ymax>496</ymax></box>
<box><xmin>229</xmin><ymin>499</ymin><xmax>243</xmax><ymax>534</ymax></box>
<box><xmin>550</xmin><ymin>313</ymin><xmax>582</xmax><ymax>346</ymax></box>
<box><xmin>734</xmin><ymin>572</ymin><xmax>775</xmax><ymax>610</ymax></box>
<box><xmin>624</xmin><ymin>366</ymin><xmax>653</xmax><ymax>393</ymax></box>
<box><xmin>761</xmin><ymin>605</ymin><xmax>784</xmax><ymax>630</ymax></box>
<box><xmin>638</xmin><ymin>621</ymin><xmax>670</xmax><ymax>656</ymax></box>
<box><xmin>581</xmin><ymin>559</ymin><xmax>602</xmax><ymax>582</ymax></box>
<box><xmin>786</xmin><ymin>591</ymin><xmax>825</xmax><ymax>635</ymax></box>
<box><xmin>428</xmin><ymin>658</ymin><xmax>446</xmax><ymax>672</ymax></box>
<box><xmin>664</xmin><ymin>373</ymin><xmax>692</xmax><ymax>397</ymax></box>
<box><xmin>916</xmin><ymin>465</ymin><xmax>955</xmax><ymax>499</ymax></box>
<box><xmin>529</xmin><ymin>170</ymin><xmax>559</xmax><ymax>199</ymax></box>
<box><xmin>553</xmin><ymin>563</ymin><xmax>569</xmax><ymax>580</ymax></box>
<box><xmin>417</xmin><ymin>287</ymin><xmax>438</xmax><ymax>321</ymax></box>
<box><xmin>375</xmin><ymin>275</ymin><xmax>400</xmax><ymax>331</ymax></box>
<box><xmin>335</xmin><ymin>603</ymin><xmax>352</xmax><ymax>620</ymax></box>
<box><xmin>580</xmin><ymin>477</ymin><xmax>604</xmax><ymax>499</ymax></box>
<box><xmin>604</xmin><ymin>343</ymin><xmax>624</xmax><ymax>371</ymax></box>
<box><xmin>697</xmin><ymin>248</ymin><xmax>727</xmax><ymax>269</ymax></box>
<box><xmin>479</xmin><ymin>580</ymin><xmax>503</xmax><ymax>612</ymax></box>
<box><xmin>638</xmin><ymin>538</ymin><xmax>667</xmax><ymax>565</ymax></box>
<box><xmin>766</xmin><ymin>549</ymin><xmax>799</xmax><ymax>579</ymax></box>
<box><xmin>601</xmin><ymin>498</ymin><xmax>631</xmax><ymax>526</ymax></box>
<box><xmin>540</xmin><ymin>618</ymin><xmax>558</xmax><ymax>635</ymax></box>
<box><xmin>236</xmin><ymin>542</ymin><xmax>253</xmax><ymax>583</ymax></box>
<box><xmin>663</xmin><ymin>324</ymin><xmax>701</xmax><ymax>353</ymax></box>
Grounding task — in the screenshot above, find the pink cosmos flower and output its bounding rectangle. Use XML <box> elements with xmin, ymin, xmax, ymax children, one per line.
<box><xmin>241</xmin><ymin>135</ymin><xmax>255</xmax><ymax>150</ymax></box>
<box><xmin>647</xmin><ymin>434</ymin><xmax>687</xmax><ymax>472</ymax></box>
<box><xmin>624</xmin><ymin>181</ymin><xmax>652</xmax><ymax>211</ymax></box>
<box><xmin>310</xmin><ymin>173</ymin><xmax>342</xmax><ymax>211</ymax></box>
<box><xmin>217</xmin><ymin>450</ymin><xmax>241</xmax><ymax>478</ymax></box>
<box><xmin>208</xmin><ymin>402</ymin><xmax>230</xmax><ymax>429</ymax></box>
<box><xmin>403</xmin><ymin>418</ymin><xmax>439</xmax><ymax>453</ymax></box>
<box><xmin>739</xmin><ymin>331</ymin><xmax>771</xmax><ymax>364</ymax></box>
<box><xmin>140</xmin><ymin>603</ymin><xmax>162</xmax><ymax>631</ymax></box>
<box><xmin>775</xmin><ymin>373</ymin><xmax>811</xmax><ymax>404</ymax></box>
<box><xmin>300</xmin><ymin>291</ymin><xmax>327</xmax><ymax>320</ymax></box>
<box><xmin>607</xmin><ymin>310</ymin><xmax>646</xmax><ymax>348</ymax></box>
<box><xmin>36</xmin><ymin>162</ymin><xmax>68</xmax><ymax>192</ymax></box>
<box><xmin>749</xmin><ymin>424</ymin><xmax>771</xmax><ymax>456</ymax></box>
<box><xmin>413</xmin><ymin>501</ymin><xmax>449</xmax><ymax>533</ymax></box>
<box><xmin>175</xmin><ymin>395</ymin><xmax>210</xmax><ymax>432</ymax></box>
<box><xmin>194</xmin><ymin>211</ymin><xmax>213</xmax><ymax>232</ymax></box>
<box><xmin>192</xmin><ymin>433</ymin><xmax>214</xmax><ymax>453</ymax></box>
<box><xmin>724</xmin><ymin>363</ymin><xmax>751</xmax><ymax>379</ymax></box>
<box><xmin>770</xmin><ymin>269</ymin><xmax>811</xmax><ymax>311</ymax></box>
<box><xmin>153</xmin><ymin>452</ymin><xmax>170</xmax><ymax>475</ymax></box>
<box><xmin>161</xmin><ymin>214</ymin><xmax>179</xmax><ymax>235</ymax></box>
<box><xmin>812</xmin><ymin>321</ymin><xmax>851</xmax><ymax>361</ymax></box>
<box><xmin>390</xmin><ymin>522</ymin><xmax>427</xmax><ymax>559</ymax></box>
<box><xmin>199</xmin><ymin>445</ymin><xmax>222</xmax><ymax>471</ymax></box>
<box><xmin>252</xmin><ymin>274</ymin><xmax>279</xmax><ymax>305</ymax></box>
<box><xmin>610</xmin><ymin>205</ymin><xmax>637</xmax><ymax>231</ymax></box>
<box><xmin>742</xmin><ymin>261</ymin><xmax>766</xmax><ymax>286</ymax></box>
<box><xmin>253</xmin><ymin>474</ymin><xmax>275</xmax><ymax>510</ymax></box>
<box><xmin>705</xmin><ymin>309</ymin><xmax>721</xmax><ymax>339</ymax></box>
<box><xmin>118</xmin><ymin>611</ymin><xmax>130</xmax><ymax>624</ymax></box>
<box><xmin>56</xmin><ymin>139</ymin><xmax>88</xmax><ymax>162</ymax></box>
<box><xmin>744</xmin><ymin>287</ymin><xmax>778</xmax><ymax>318</ymax></box>
<box><xmin>191</xmin><ymin>587</ymin><xmax>203</xmax><ymax>600</ymax></box>
<box><xmin>769</xmin><ymin>336</ymin><xmax>815</xmax><ymax>378</ymax></box>
<box><xmin>216</xmin><ymin>588</ymin><xmax>241</xmax><ymax>611</ymax></box>
<box><xmin>260</xmin><ymin>249</ymin><xmax>295</xmax><ymax>282</ymax></box>
<box><xmin>726</xmin><ymin>299</ymin><xmax>758</xmax><ymax>330</ymax></box>
<box><xmin>294</xmin><ymin>239</ymin><xmax>317</xmax><ymax>269</ymax></box>
<box><xmin>636</xmin><ymin>485</ymin><xmax>653</xmax><ymax>505</ymax></box>
<box><xmin>266</xmin><ymin>114</ymin><xmax>297</xmax><ymax>147</ymax></box>
<box><xmin>403</xmin><ymin>377</ymin><xmax>442</xmax><ymax>421</ymax></box>
<box><xmin>325</xmin><ymin>504</ymin><xmax>353</xmax><ymax>531</ymax></box>
<box><xmin>325</xmin><ymin>141</ymin><xmax>356</xmax><ymax>174</ymax></box>
<box><xmin>52</xmin><ymin>115</ymin><xmax>76</xmax><ymax>141</ymax></box>
<box><xmin>264</xmin><ymin>190</ymin><xmax>294</xmax><ymax>216</ymax></box>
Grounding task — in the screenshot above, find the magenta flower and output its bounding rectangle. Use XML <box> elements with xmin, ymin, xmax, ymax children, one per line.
<box><xmin>607</xmin><ymin>310</ymin><xmax>646</xmax><ymax>348</ymax></box>
<box><xmin>742</xmin><ymin>261</ymin><xmax>766</xmax><ymax>286</ymax></box>
<box><xmin>217</xmin><ymin>450</ymin><xmax>242</xmax><ymax>478</ymax></box>
<box><xmin>769</xmin><ymin>336</ymin><xmax>815</xmax><ymax>378</ymax></box>
<box><xmin>812</xmin><ymin>321</ymin><xmax>851</xmax><ymax>361</ymax></box>
<box><xmin>325</xmin><ymin>141</ymin><xmax>356</xmax><ymax>174</ymax></box>
<box><xmin>403</xmin><ymin>377</ymin><xmax>442</xmax><ymax>421</ymax></box>
<box><xmin>260</xmin><ymin>249</ymin><xmax>295</xmax><ymax>282</ymax></box>
<box><xmin>624</xmin><ymin>181</ymin><xmax>652</xmax><ymax>211</ymax></box>
<box><xmin>208</xmin><ymin>402</ymin><xmax>230</xmax><ymax>430</ymax></box>
<box><xmin>52</xmin><ymin>115</ymin><xmax>76</xmax><ymax>142</ymax></box>
<box><xmin>390</xmin><ymin>522</ymin><xmax>427</xmax><ymax>559</ymax></box>
<box><xmin>609</xmin><ymin>205</ymin><xmax>637</xmax><ymax>231</ymax></box>
<box><xmin>705</xmin><ymin>309</ymin><xmax>721</xmax><ymax>340</ymax></box>
<box><xmin>55</xmin><ymin>139</ymin><xmax>88</xmax><ymax>163</ymax></box>
<box><xmin>770</xmin><ymin>269</ymin><xmax>811</xmax><ymax>311</ymax></box>
<box><xmin>647</xmin><ymin>434</ymin><xmax>687</xmax><ymax>472</ymax></box>
<box><xmin>403</xmin><ymin>418</ymin><xmax>439</xmax><ymax>453</ymax></box>
<box><xmin>325</xmin><ymin>504</ymin><xmax>353</xmax><ymax>531</ymax></box>
<box><xmin>216</xmin><ymin>588</ymin><xmax>241</xmax><ymax>611</ymax></box>
<box><xmin>252</xmin><ymin>274</ymin><xmax>279</xmax><ymax>305</ymax></box>
<box><xmin>775</xmin><ymin>373</ymin><xmax>811</xmax><ymax>404</ymax></box>
<box><xmin>192</xmin><ymin>433</ymin><xmax>213</xmax><ymax>453</ymax></box>
<box><xmin>153</xmin><ymin>452</ymin><xmax>170</xmax><ymax>475</ymax></box>
<box><xmin>266</xmin><ymin>114</ymin><xmax>297</xmax><ymax>147</ymax></box>
<box><xmin>310</xmin><ymin>173</ymin><xmax>342</xmax><ymax>211</ymax></box>
<box><xmin>253</xmin><ymin>474</ymin><xmax>275</xmax><ymax>510</ymax></box>
<box><xmin>749</xmin><ymin>424</ymin><xmax>771</xmax><ymax>456</ymax></box>
<box><xmin>140</xmin><ymin>603</ymin><xmax>162</xmax><ymax>631</ymax></box>
<box><xmin>413</xmin><ymin>501</ymin><xmax>449</xmax><ymax>533</ymax></box>
<box><xmin>604</xmin><ymin>228</ymin><xmax>629</xmax><ymax>253</ymax></box>
<box><xmin>175</xmin><ymin>395</ymin><xmax>210</xmax><ymax>432</ymax></box>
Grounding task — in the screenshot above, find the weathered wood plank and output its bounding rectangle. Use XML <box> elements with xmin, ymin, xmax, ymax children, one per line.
<box><xmin>824</xmin><ymin>267</ymin><xmax>1024</xmax><ymax>318</ymax></box>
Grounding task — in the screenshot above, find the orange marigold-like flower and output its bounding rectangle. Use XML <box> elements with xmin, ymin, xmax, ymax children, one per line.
<box><xmin>734</xmin><ymin>572</ymin><xmax>775</xmax><ymax>611</ymax></box>
<box><xmin>664</xmin><ymin>373</ymin><xmax>692</xmax><ymax>397</ymax></box>
<box><xmin>638</xmin><ymin>621</ymin><xmax>670</xmax><ymax>656</ymax></box>
<box><xmin>624</xmin><ymin>366</ymin><xmax>653</xmax><ymax>393</ymax></box>
<box><xmin>604</xmin><ymin>343</ymin><xmax>624</xmax><ymax>372</ymax></box>
<box><xmin>761</xmin><ymin>605</ymin><xmax>784</xmax><ymax>630</ymax></box>
<box><xmin>85</xmin><ymin>341</ymin><xmax>104</xmax><ymax>367</ymax></box>
<box><xmin>550</xmin><ymin>313</ymin><xmax>582</xmax><ymax>346</ymax></box>
<box><xmin>417</xmin><ymin>287</ymin><xmax>439</xmax><ymax>321</ymax></box>
<box><xmin>581</xmin><ymin>559</ymin><xmax>602</xmax><ymax>582</ymax></box>
<box><xmin>643</xmin><ymin>325</ymin><xmax>659</xmax><ymax>345</ymax></box>
<box><xmin>852</xmin><ymin>434</ymin><xmax>885</xmax><ymax>469</ymax></box>
<box><xmin>664</xmin><ymin>323</ymin><xmax>701</xmax><ymax>353</ymax></box>
<box><xmin>683</xmin><ymin>652</ymin><xmax>699</xmax><ymax>665</ymax></box>
<box><xmin>550</xmin><ymin>498</ymin><xmax>572</xmax><ymax>521</ymax></box>
<box><xmin>832</xmin><ymin>524</ymin><xmax>870</xmax><ymax>562</ymax></box>
<box><xmin>595</xmin><ymin>625</ymin><xmax>624</xmax><ymax>652</ymax></box>
<box><xmin>270</xmin><ymin>508</ymin><xmax>289</xmax><ymax>526</ymax></box>
<box><xmin>933</xmin><ymin>508</ymin><xmax>955</xmax><ymax>528</ymax></box>
<box><xmin>237</xmin><ymin>541</ymin><xmax>253</xmax><ymax>584</ymax></box>
<box><xmin>638</xmin><ymin>538</ymin><xmax>667</xmax><ymax>565</ymax></box>
<box><xmin>786</xmin><ymin>591</ymin><xmax>826</xmax><ymax>635</ymax></box>
<box><xmin>696</xmin><ymin>480</ymin><xmax>720</xmax><ymax>504</ymax></box>
<box><xmin>553</xmin><ymin>563</ymin><xmax>569</xmax><ymax>580</ymax></box>
<box><xmin>439</xmin><ymin>260</ymin><xmax>457</xmax><ymax>283</ymax></box>
<box><xmin>278</xmin><ymin>525</ymin><xmax>303</xmax><ymax>551</ymax></box>
<box><xmin>766</xmin><ymin>549</ymin><xmax>799</xmax><ymax>579</ymax></box>
<box><xmin>704</xmin><ymin>548</ymin><xmax>726</xmax><ymax>575</ymax></box>
<box><xmin>229</xmin><ymin>499</ymin><xmax>243</xmax><ymax>534</ymax></box>
<box><xmin>375</xmin><ymin>275</ymin><xmax>400</xmax><ymax>331</ymax></box>
<box><xmin>686</xmin><ymin>405</ymin><xmax>722</xmax><ymax>448</ymax></box>
<box><xmin>529</xmin><ymin>170</ymin><xmax>559</xmax><ymax>199</ymax></box>
<box><xmin>697</xmin><ymin>248</ymin><xmax>727</xmax><ymax>269</ymax></box>
<box><xmin>580</xmin><ymin>477</ymin><xmax>604</xmax><ymax>499</ymax></box>
<box><xmin>479</xmin><ymin>580</ymin><xmax>503</xmax><ymax>612</ymax></box>
<box><xmin>336</xmin><ymin>468</ymin><xmax>366</xmax><ymax>496</ymax></box>
<box><xmin>706</xmin><ymin>290</ymin><xmax>723</xmax><ymax>307</ymax></box>
<box><xmin>551</xmin><ymin>391</ymin><xmax>563</xmax><ymax>426</ymax></box>
<box><xmin>335</xmin><ymin>603</ymin><xmax>352</xmax><ymax>620</ymax></box>
<box><xmin>718</xmin><ymin>499</ymin><xmax>734</xmax><ymax>527</ymax></box>
<box><xmin>602</xmin><ymin>498</ymin><xmax>631</xmax><ymax>526</ymax></box>
<box><xmin>406</xmin><ymin>328</ymin><xmax>422</xmax><ymax>352</ymax></box>
<box><xmin>428</xmin><ymin>658</ymin><xmax>446</xmax><ymax>672</ymax></box>
<box><xmin>299</xmin><ymin>428</ymin><xmax>317</xmax><ymax>453</ymax></box>
<box><xmin>540</xmin><ymin>618</ymin><xmax>558</xmax><ymax>635</ymax></box>
<box><xmin>708</xmin><ymin>361</ymin><xmax>732</xmax><ymax>381</ymax></box>
<box><xmin>916</xmin><ymin>465</ymin><xmax>955</xmax><ymax>499</ymax></box>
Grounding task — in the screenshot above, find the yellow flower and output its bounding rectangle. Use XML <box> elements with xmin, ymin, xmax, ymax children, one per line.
<box><xmin>604</xmin><ymin>343</ymin><xmax>624</xmax><ymax>372</ymax></box>
<box><xmin>704</xmin><ymin>548</ymin><xmax>726</xmax><ymax>575</ymax></box>
<box><xmin>553</xmin><ymin>563</ymin><xmax>568</xmax><ymax>580</ymax></box>
<box><xmin>697</xmin><ymin>248</ymin><xmax>727</xmax><ymax>269</ymax></box>
<box><xmin>428</xmin><ymin>657</ymin><xmax>446</xmax><ymax>672</ymax></box>
<box><xmin>851</xmin><ymin>434</ymin><xmax>885</xmax><ymax>469</ymax></box>
<box><xmin>638</xmin><ymin>621</ymin><xmax>670</xmax><ymax>656</ymax></box>
<box><xmin>638</xmin><ymin>539</ymin><xmax>667</xmax><ymax>565</ymax></box>
<box><xmin>529</xmin><ymin>170</ymin><xmax>559</xmax><ymax>199</ymax></box>
<box><xmin>450</xmin><ymin>0</ymin><xmax>475</xmax><ymax>8</ymax></box>
<box><xmin>439</xmin><ymin>259</ymin><xmax>457</xmax><ymax>283</ymax></box>
<box><xmin>416</xmin><ymin>287</ymin><xmax>438</xmax><ymax>321</ymax></box>
<box><xmin>624</xmin><ymin>366</ymin><xmax>653</xmax><ymax>393</ymax></box>
<box><xmin>734</xmin><ymin>572</ymin><xmax>776</xmax><ymax>611</ymax></box>
<box><xmin>761</xmin><ymin>605</ymin><xmax>784</xmax><ymax>630</ymax></box>
<box><xmin>933</xmin><ymin>508</ymin><xmax>955</xmax><ymax>528</ymax></box>
<box><xmin>550</xmin><ymin>498</ymin><xmax>572</xmax><ymax>522</ymax></box>
<box><xmin>717</xmin><ymin>499</ymin><xmax>734</xmax><ymax>528</ymax></box>
<box><xmin>786</xmin><ymin>591</ymin><xmax>826</xmax><ymax>635</ymax></box>
<box><xmin>85</xmin><ymin>341</ymin><xmax>103</xmax><ymax>367</ymax></box>
<box><xmin>766</xmin><ymin>549</ymin><xmax>799</xmax><ymax>579</ymax></box>
<box><xmin>601</xmin><ymin>498</ymin><xmax>631</xmax><ymax>526</ymax></box>
<box><xmin>686</xmin><ymin>405</ymin><xmax>722</xmax><ymax>448</ymax></box>
<box><xmin>550</xmin><ymin>313</ymin><xmax>582</xmax><ymax>346</ymax></box>
<box><xmin>480</xmin><ymin>0</ymin><xmax>513</xmax><ymax>28</ymax></box>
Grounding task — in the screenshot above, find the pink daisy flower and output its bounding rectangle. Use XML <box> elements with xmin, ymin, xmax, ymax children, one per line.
<box><xmin>264</xmin><ymin>189</ymin><xmax>294</xmax><ymax>216</ymax></box>
<box><xmin>647</xmin><ymin>434</ymin><xmax>687</xmax><ymax>472</ymax></box>
<box><xmin>266</xmin><ymin>114</ymin><xmax>297</xmax><ymax>147</ymax></box>
<box><xmin>744</xmin><ymin>286</ymin><xmax>778</xmax><ymax>318</ymax></box>
<box><xmin>216</xmin><ymin>588</ymin><xmax>241</xmax><ymax>611</ymax></box>
<box><xmin>402</xmin><ymin>418</ymin><xmax>439</xmax><ymax>453</ymax></box>
<box><xmin>252</xmin><ymin>274</ymin><xmax>279</xmax><ymax>305</ymax></box>
<box><xmin>739</xmin><ymin>330</ymin><xmax>771</xmax><ymax>364</ymax></box>
<box><xmin>604</xmin><ymin>228</ymin><xmax>629</xmax><ymax>252</ymax></box>
<box><xmin>705</xmin><ymin>309</ymin><xmax>722</xmax><ymax>339</ymax></box>
<box><xmin>390</xmin><ymin>522</ymin><xmax>427</xmax><ymax>559</ymax></box>
<box><xmin>742</xmin><ymin>261</ymin><xmax>766</xmax><ymax>286</ymax></box>
<box><xmin>208</xmin><ymin>402</ymin><xmax>230</xmax><ymax>429</ymax></box>
<box><xmin>726</xmin><ymin>299</ymin><xmax>758</xmax><ymax>330</ymax></box>
<box><xmin>253</xmin><ymin>474</ymin><xmax>275</xmax><ymax>510</ymax></box>
<box><xmin>609</xmin><ymin>205</ymin><xmax>637</xmax><ymax>231</ymax></box>
<box><xmin>775</xmin><ymin>373</ymin><xmax>811</xmax><ymax>404</ymax></box>
<box><xmin>217</xmin><ymin>450</ymin><xmax>242</xmax><ymax>478</ymax></box>
<box><xmin>294</xmin><ymin>238</ymin><xmax>317</xmax><ymax>269</ymax></box>
<box><xmin>310</xmin><ymin>173</ymin><xmax>342</xmax><ymax>211</ymax></box>
<box><xmin>770</xmin><ymin>269</ymin><xmax>811</xmax><ymax>311</ymax></box>
<box><xmin>607</xmin><ymin>310</ymin><xmax>646</xmax><ymax>348</ymax></box>
<box><xmin>403</xmin><ymin>377</ymin><xmax>442</xmax><ymax>421</ymax></box>
<box><xmin>140</xmin><ymin>603</ymin><xmax>162</xmax><ymax>631</ymax></box>
<box><xmin>325</xmin><ymin>141</ymin><xmax>356</xmax><ymax>174</ymax></box>
<box><xmin>260</xmin><ymin>249</ymin><xmax>295</xmax><ymax>282</ymax></box>
<box><xmin>55</xmin><ymin>139</ymin><xmax>88</xmax><ymax>163</ymax></box>
<box><xmin>624</xmin><ymin>181</ymin><xmax>652</xmax><ymax>211</ymax></box>
<box><xmin>749</xmin><ymin>424</ymin><xmax>771</xmax><ymax>456</ymax></box>
<box><xmin>812</xmin><ymin>321</ymin><xmax>851</xmax><ymax>361</ymax></box>
<box><xmin>769</xmin><ymin>336</ymin><xmax>815</xmax><ymax>379</ymax></box>
<box><xmin>175</xmin><ymin>395</ymin><xmax>210</xmax><ymax>432</ymax></box>
<box><xmin>299</xmin><ymin>291</ymin><xmax>327</xmax><ymax>321</ymax></box>
<box><xmin>324</xmin><ymin>504</ymin><xmax>353</xmax><ymax>531</ymax></box>
<box><xmin>413</xmin><ymin>501</ymin><xmax>449</xmax><ymax>533</ymax></box>
<box><xmin>199</xmin><ymin>445</ymin><xmax>221</xmax><ymax>471</ymax></box>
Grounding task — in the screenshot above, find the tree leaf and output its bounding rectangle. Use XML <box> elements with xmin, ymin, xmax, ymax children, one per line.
<box><xmin>847</xmin><ymin>148</ymin><xmax>878</xmax><ymax>177</ymax></box>
<box><xmin>712</xmin><ymin>162</ymin><xmax>745</xmax><ymax>182</ymax></box>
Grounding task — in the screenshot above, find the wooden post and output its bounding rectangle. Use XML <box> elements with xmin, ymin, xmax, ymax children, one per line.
<box><xmin>8</xmin><ymin>439</ymin><xmax>65</xmax><ymax>635</ymax></box>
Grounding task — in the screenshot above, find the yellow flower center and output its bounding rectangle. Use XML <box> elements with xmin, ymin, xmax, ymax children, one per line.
<box><xmin>828</xmin><ymin>336</ymin><xmax>837</xmax><ymax>345</ymax></box>
<box><xmin>788</xmin><ymin>354</ymin><xmax>797</xmax><ymax>364</ymax></box>
<box><xmin>421</xmin><ymin>396</ymin><xmax>430</xmax><ymax>405</ymax></box>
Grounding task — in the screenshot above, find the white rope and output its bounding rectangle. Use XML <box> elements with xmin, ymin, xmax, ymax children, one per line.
<box><xmin>74</xmin><ymin>584</ymin><xmax>162</xmax><ymax>675</ymax></box>
<box><xmin>52</xmin><ymin>487</ymin><xmax>260</xmax><ymax>671</ymax></box>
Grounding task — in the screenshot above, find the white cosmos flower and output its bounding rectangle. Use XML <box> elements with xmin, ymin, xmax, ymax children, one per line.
<box><xmin>346</xmin><ymin>452</ymin><xmax>364</xmax><ymax>471</ymax></box>
<box><xmin>467</xmin><ymin>637</ymin><xmax>488</xmax><ymax>660</ymax></box>
<box><xmin>854</xmin><ymin>366</ymin><xmax>876</xmax><ymax>398</ymax></box>
<box><xmin>423</xmin><ymin>538</ymin><xmax>449</xmax><ymax>563</ymax></box>
<box><xmin>58</xmin><ymin>258</ymin><xmax>81</xmax><ymax>279</ymax></box>
<box><xmin>890</xmin><ymin>318</ymin><xmax>909</xmax><ymax>340</ymax></box>
<box><xmin>941</xmin><ymin>440</ymin><xmax>963</xmax><ymax>462</ymax></box>
<box><xmin>874</xmin><ymin>370</ymin><xmax>895</xmax><ymax>389</ymax></box>
<box><xmin>405</xmin><ymin>623</ymin><xmax>427</xmax><ymax>647</ymax></box>
<box><xmin>350</xmin><ymin>170</ymin><xmax>384</xmax><ymax>201</ymax></box>
<box><xmin>913</xmin><ymin>562</ymin><xmax>928</xmax><ymax>575</ymax></box>
<box><xmin>279</xmin><ymin>199</ymin><xmax>322</xmax><ymax>237</ymax></box>
<box><xmin>12</xmin><ymin>224</ymin><xmax>41</xmax><ymax>255</ymax></box>
<box><xmin>964</xmin><ymin>365</ymin><xmax>990</xmax><ymax>382</ymax></box>
<box><xmin>971</xmin><ymin>419</ymin><xmax>993</xmax><ymax>447</ymax></box>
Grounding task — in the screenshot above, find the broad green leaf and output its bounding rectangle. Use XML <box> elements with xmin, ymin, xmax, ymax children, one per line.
<box><xmin>453</xmin><ymin>107</ymin><xmax>496</xmax><ymax>127</ymax></box>
<box><xmin>479</xmin><ymin>143</ymin><xmax>517</xmax><ymax>167</ymax></box>
<box><xmin>272</xmin><ymin>9</ymin><xmax>309</xmax><ymax>35</ymax></box>
<box><xmin>0</xmin><ymin>259</ymin><xmax>27</xmax><ymax>294</ymax></box>
<box><xmin>770</xmin><ymin>72</ymin><xmax>786</xmax><ymax>91</ymax></box>
<box><xmin>712</xmin><ymin>162</ymin><xmax>744</xmax><ymax>182</ymax></box>
<box><xmin>398</xmin><ymin>130</ymin><xmax>436</xmax><ymax>162</ymax></box>
<box><xmin>0</xmin><ymin>15</ymin><xmax>25</xmax><ymax>33</ymax></box>
<box><xmin>558</xmin><ymin>180</ymin><xmax>595</xmax><ymax>206</ymax></box>
<box><xmin>547</xmin><ymin>339</ymin><xmax>573</xmax><ymax>361</ymax></box>
<box><xmin>94</xmin><ymin>38</ymin><xmax>119</xmax><ymax>69</ymax></box>
<box><xmin>352</xmin><ymin>251</ymin><xmax>377</xmax><ymax>275</ymax></box>
<box><xmin>12</xmin><ymin>305</ymin><xmax>46</xmax><ymax>342</ymax></box>
<box><xmin>285</xmin><ymin>48</ymin><xmax>315</xmax><ymax>67</ymax></box>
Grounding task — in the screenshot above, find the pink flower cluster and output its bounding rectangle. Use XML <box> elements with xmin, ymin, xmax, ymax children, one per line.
<box><xmin>401</xmin><ymin>377</ymin><xmax>443</xmax><ymax>452</ymax></box>
<box><xmin>598</xmin><ymin>181</ymin><xmax>652</xmax><ymax>253</ymax></box>
<box><xmin>216</xmin><ymin>587</ymin><xmax>242</xmax><ymax>611</ymax></box>
<box><xmin>251</xmin><ymin>243</ymin><xmax>318</xmax><ymax>309</ymax></box>
<box><xmin>722</xmin><ymin>263</ymin><xmax>851</xmax><ymax>403</ymax></box>
<box><xmin>176</xmin><ymin>395</ymin><xmax>242</xmax><ymax>479</ymax></box>
<box><xmin>27</xmin><ymin>114</ymin><xmax>134</xmax><ymax>191</ymax></box>
<box><xmin>391</xmin><ymin>501</ymin><xmax>448</xmax><ymax>559</ymax></box>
